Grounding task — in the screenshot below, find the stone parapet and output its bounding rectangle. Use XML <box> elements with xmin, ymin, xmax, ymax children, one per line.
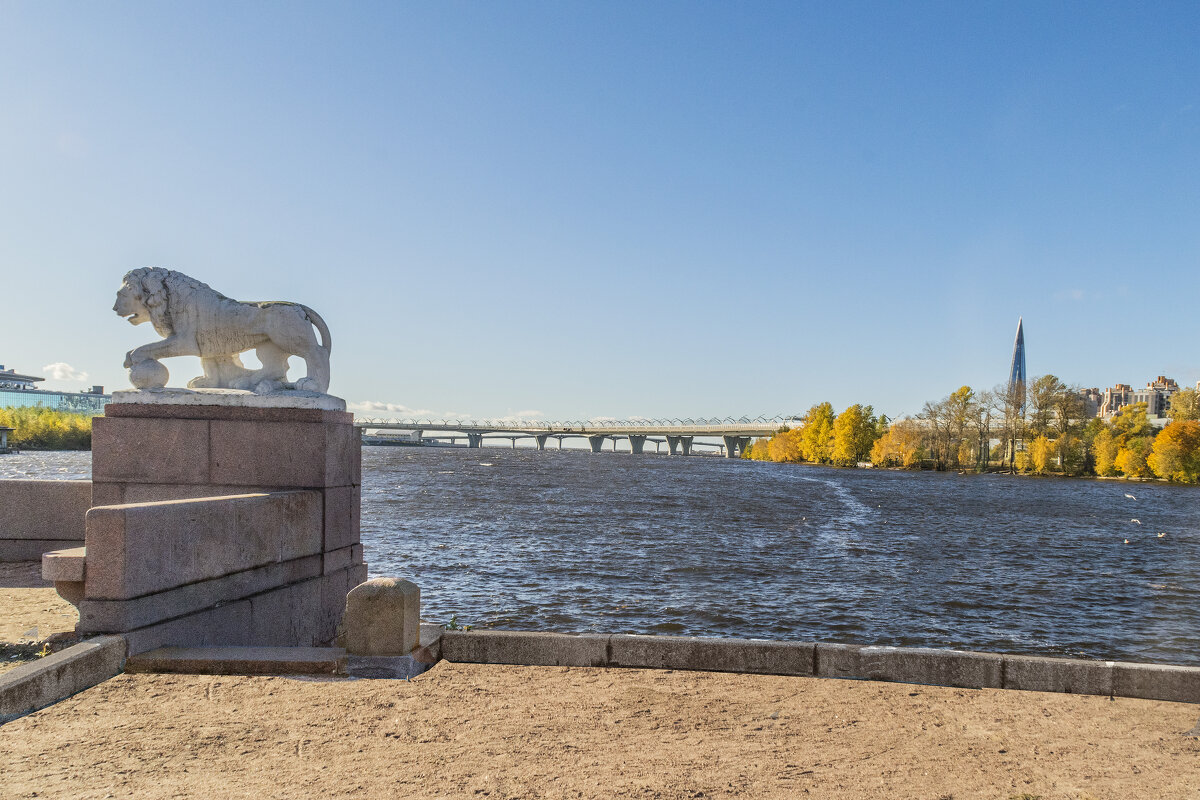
<box><xmin>83</xmin><ymin>491</ymin><xmax>324</xmax><ymax>600</ymax></box>
<box><xmin>0</xmin><ymin>479</ymin><xmax>91</xmax><ymax>561</ymax></box>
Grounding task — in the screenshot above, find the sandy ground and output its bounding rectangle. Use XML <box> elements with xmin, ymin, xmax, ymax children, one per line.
<box><xmin>2</xmin><ymin>571</ymin><xmax>1200</xmax><ymax>798</ymax></box>
<box><xmin>1</xmin><ymin>660</ymin><xmax>1198</xmax><ymax>799</ymax></box>
<box><xmin>0</xmin><ymin>562</ymin><xmax>79</xmax><ymax>674</ymax></box>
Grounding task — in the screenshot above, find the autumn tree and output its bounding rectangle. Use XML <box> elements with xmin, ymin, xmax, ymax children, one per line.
<box><xmin>830</xmin><ymin>404</ymin><xmax>880</xmax><ymax>467</ymax></box>
<box><xmin>995</xmin><ymin>381</ymin><xmax>1026</xmax><ymax>471</ymax></box>
<box><xmin>1112</xmin><ymin>402</ymin><xmax>1154</xmax><ymax>444</ymax></box>
<box><xmin>870</xmin><ymin>418</ymin><xmax>924</xmax><ymax>468</ymax></box>
<box><xmin>1093</xmin><ymin>428</ymin><xmax>1120</xmax><ymax>477</ymax></box>
<box><xmin>1148</xmin><ymin>420</ymin><xmax>1200</xmax><ymax>483</ymax></box>
<box><xmin>1169</xmin><ymin>388</ymin><xmax>1200</xmax><ymax>422</ymax></box>
<box><xmin>799</xmin><ymin>402</ymin><xmax>835</xmax><ymax>463</ymax></box>
<box><xmin>1028</xmin><ymin>435</ymin><xmax>1054</xmax><ymax>475</ymax></box>
<box><xmin>767</xmin><ymin>428</ymin><xmax>803</xmax><ymax>462</ymax></box>
<box><xmin>1026</xmin><ymin>375</ymin><xmax>1065</xmax><ymax>439</ymax></box>
<box><xmin>1115</xmin><ymin>436</ymin><xmax>1154</xmax><ymax>478</ymax></box>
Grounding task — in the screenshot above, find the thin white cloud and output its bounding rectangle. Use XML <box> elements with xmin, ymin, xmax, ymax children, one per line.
<box><xmin>348</xmin><ymin>400</ymin><xmax>471</xmax><ymax>419</ymax></box>
<box><xmin>42</xmin><ymin>362</ymin><xmax>88</xmax><ymax>381</ymax></box>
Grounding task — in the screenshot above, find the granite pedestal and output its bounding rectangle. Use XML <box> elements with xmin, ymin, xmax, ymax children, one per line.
<box><xmin>46</xmin><ymin>401</ymin><xmax>366</xmax><ymax>655</ymax></box>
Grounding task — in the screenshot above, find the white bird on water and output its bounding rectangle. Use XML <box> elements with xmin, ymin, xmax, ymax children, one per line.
<box><xmin>1158</xmin><ymin>532</ymin><xmax>1167</xmax><ymax>538</ymax></box>
<box><xmin>1130</xmin><ymin>519</ymin><xmax>1141</xmax><ymax>525</ymax></box>
<box><xmin>1125</xmin><ymin>493</ymin><xmax>1137</xmax><ymax>500</ymax></box>
<box><xmin>1123</xmin><ymin>539</ymin><xmax>1131</xmax><ymax>544</ymax></box>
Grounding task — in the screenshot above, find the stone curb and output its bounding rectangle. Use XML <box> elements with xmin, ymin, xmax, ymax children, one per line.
<box><xmin>126</xmin><ymin>646</ymin><xmax>348</xmax><ymax>676</ymax></box>
<box><xmin>439</xmin><ymin>630</ymin><xmax>1200</xmax><ymax>704</ymax></box>
<box><xmin>0</xmin><ymin>636</ymin><xmax>126</xmax><ymax>724</ymax></box>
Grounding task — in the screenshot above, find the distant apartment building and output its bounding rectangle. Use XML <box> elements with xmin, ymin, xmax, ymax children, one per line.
<box><xmin>1079</xmin><ymin>387</ymin><xmax>1103</xmax><ymax>418</ymax></box>
<box><xmin>0</xmin><ymin>364</ymin><xmax>109</xmax><ymax>414</ymax></box>
<box><xmin>1098</xmin><ymin>376</ymin><xmax>1179</xmax><ymax>422</ymax></box>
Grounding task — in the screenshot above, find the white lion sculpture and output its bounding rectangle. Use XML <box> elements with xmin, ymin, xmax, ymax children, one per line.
<box><xmin>114</xmin><ymin>267</ymin><xmax>332</xmax><ymax>394</ymax></box>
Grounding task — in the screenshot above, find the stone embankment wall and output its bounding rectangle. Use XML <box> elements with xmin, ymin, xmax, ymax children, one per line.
<box><xmin>0</xmin><ymin>480</ymin><xmax>91</xmax><ymax>561</ymax></box>
<box><xmin>72</xmin><ymin>402</ymin><xmax>367</xmax><ymax>655</ymax></box>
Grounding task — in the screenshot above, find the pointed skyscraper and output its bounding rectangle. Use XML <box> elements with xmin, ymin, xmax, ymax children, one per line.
<box><xmin>1008</xmin><ymin>316</ymin><xmax>1026</xmax><ymax>412</ymax></box>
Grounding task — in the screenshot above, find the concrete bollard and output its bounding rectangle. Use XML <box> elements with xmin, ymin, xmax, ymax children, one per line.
<box><xmin>337</xmin><ymin>578</ymin><xmax>420</xmax><ymax>656</ymax></box>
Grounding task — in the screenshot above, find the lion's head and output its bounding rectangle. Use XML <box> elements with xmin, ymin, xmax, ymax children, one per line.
<box><xmin>114</xmin><ymin>267</ymin><xmax>214</xmax><ymax>337</ymax></box>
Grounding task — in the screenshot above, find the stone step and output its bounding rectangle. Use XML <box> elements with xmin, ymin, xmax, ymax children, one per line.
<box><xmin>42</xmin><ymin>546</ymin><xmax>86</xmax><ymax>582</ymax></box>
<box><xmin>126</xmin><ymin>646</ymin><xmax>347</xmax><ymax>676</ymax></box>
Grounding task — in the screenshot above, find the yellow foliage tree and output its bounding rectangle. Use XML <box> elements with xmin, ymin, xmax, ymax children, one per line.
<box><xmin>869</xmin><ymin>418</ymin><xmax>924</xmax><ymax>468</ymax></box>
<box><xmin>831</xmin><ymin>404</ymin><xmax>876</xmax><ymax>467</ymax></box>
<box><xmin>1093</xmin><ymin>428</ymin><xmax>1119</xmax><ymax>477</ymax></box>
<box><xmin>767</xmin><ymin>428</ymin><xmax>803</xmax><ymax>462</ymax></box>
<box><xmin>1148</xmin><ymin>420</ymin><xmax>1200</xmax><ymax>483</ymax></box>
<box><xmin>0</xmin><ymin>407</ymin><xmax>93</xmax><ymax>450</ymax></box>
<box><xmin>800</xmin><ymin>402</ymin><xmax>835</xmax><ymax>463</ymax></box>
<box><xmin>1115</xmin><ymin>437</ymin><xmax>1154</xmax><ymax>478</ymax></box>
<box><xmin>1028</xmin><ymin>435</ymin><xmax>1053</xmax><ymax>475</ymax></box>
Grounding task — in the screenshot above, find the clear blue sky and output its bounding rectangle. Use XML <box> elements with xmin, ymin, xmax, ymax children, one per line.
<box><xmin>2</xmin><ymin>1</ymin><xmax>1197</xmax><ymax>421</ymax></box>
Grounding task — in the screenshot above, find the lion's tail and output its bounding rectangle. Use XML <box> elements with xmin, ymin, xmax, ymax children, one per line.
<box><xmin>298</xmin><ymin>305</ymin><xmax>332</xmax><ymax>353</ymax></box>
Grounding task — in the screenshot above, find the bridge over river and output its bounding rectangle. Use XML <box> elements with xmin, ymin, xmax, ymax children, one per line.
<box><xmin>355</xmin><ymin>417</ymin><xmax>795</xmax><ymax>457</ymax></box>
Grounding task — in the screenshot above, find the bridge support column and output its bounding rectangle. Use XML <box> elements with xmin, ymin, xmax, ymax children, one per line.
<box><xmin>510</xmin><ymin>437</ymin><xmax>517</xmax><ymax>449</ymax></box>
<box><xmin>535</xmin><ymin>435</ymin><xmax>549</xmax><ymax>451</ymax></box>
<box><xmin>588</xmin><ymin>435</ymin><xmax>606</xmax><ymax>453</ymax></box>
<box><xmin>666</xmin><ymin>435</ymin><xmax>680</xmax><ymax>455</ymax></box>
<box><xmin>628</xmin><ymin>435</ymin><xmax>646</xmax><ymax>455</ymax></box>
<box><xmin>467</xmin><ymin>433</ymin><xmax>483</xmax><ymax>449</ymax></box>
<box><xmin>680</xmin><ymin>436</ymin><xmax>693</xmax><ymax>456</ymax></box>
<box><xmin>558</xmin><ymin>437</ymin><xmax>564</xmax><ymax>450</ymax></box>
<box><xmin>723</xmin><ymin>435</ymin><xmax>743</xmax><ymax>458</ymax></box>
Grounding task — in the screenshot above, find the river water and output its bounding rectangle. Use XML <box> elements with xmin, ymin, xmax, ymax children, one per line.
<box><xmin>7</xmin><ymin>447</ymin><xmax>1200</xmax><ymax>665</ymax></box>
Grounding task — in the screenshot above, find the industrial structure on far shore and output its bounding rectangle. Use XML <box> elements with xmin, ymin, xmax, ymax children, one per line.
<box><xmin>0</xmin><ymin>364</ymin><xmax>110</xmax><ymax>414</ymax></box>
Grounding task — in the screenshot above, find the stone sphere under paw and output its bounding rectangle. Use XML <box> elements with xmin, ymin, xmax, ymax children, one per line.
<box><xmin>128</xmin><ymin>359</ymin><xmax>169</xmax><ymax>389</ymax></box>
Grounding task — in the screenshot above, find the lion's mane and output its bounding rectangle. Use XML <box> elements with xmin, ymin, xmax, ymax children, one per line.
<box><xmin>121</xmin><ymin>267</ymin><xmax>221</xmax><ymax>338</ymax></box>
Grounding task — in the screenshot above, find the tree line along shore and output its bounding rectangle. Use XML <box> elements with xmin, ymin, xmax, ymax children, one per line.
<box><xmin>744</xmin><ymin>378</ymin><xmax>1200</xmax><ymax>485</ymax></box>
<box><xmin>5</xmin><ymin>387</ymin><xmax>1200</xmax><ymax>484</ymax></box>
<box><xmin>0</xmin><ymin>407</ymin><xmax>93</xmax><ymax>450</ymax></box>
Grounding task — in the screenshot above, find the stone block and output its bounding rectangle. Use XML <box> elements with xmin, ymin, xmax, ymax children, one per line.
<box><xmin>0</xmin><ymin>636</ymin><xmax>126</xmax><ymax>721</ymax></box>
<box><xmin>92</xmin><ymin>417</ymin><xmax>210</xmax><ymax>484</ymax></box>
<box><xmin>323</xmin><ymin>485</ymin><xmax>361</xmax><ymax>551</ymax></box>
<box><xmin>84</xmin><ymin>491</ymin><xmax>322</xmax><ymax>600</ymax></box>
<box><xmin>1111</xmin><ymin>661</ymin><xmax>1200</xmax><ymax>704</ymax></box>
<box><xmin>76</xmin><ymin>554</ymin><xmax>322</xmax><ymax>632</ymax></box>
<box><xmin>209</xmin><ymin>420</ymin><xmax>357</xmax><ymax>488</ymax></box>
<box><xmin>122</xmin><ymin>598</ymin><xmax>254</xmax><ymax>655</ymax></box>
<box><xmin>318</xmin><ymin>563</ymin><xmax>364</xmax><ymax>643</ymax></box>
<box><xmin>42</xmin><ymin>546</ymin><xmax>86</xmax><ymax>582</ymax></box>
<box><xmin>414</xmin><ymin>624</ymin><xmax>444</xmax><ymax>664</ymax></box>
<box><xmin>1002</xmin><ymin>655</ymin><xmax>1113</xmax><ymax>696</ymax></box>
<box><xmin>247</xmin><ymin>573</ymin><xmax>343</xmax><ymax>647</ymax></box>
<box><xmin>816</xmin><ymin>643</ymin><xmax>1003</xmax><ymax>689</ymax></box>
<box><xmin>0</xmin><ymin>479</ymin><xmax>91</xmax><ymax>540</ymax></box>
<box><xmin>105</xmin><ymin>403</ymin><xmax>352</xmax><ymax>424</ymax></box>
<box><xmin>94</xmin><ymin>483</ymin><xmax>274</xmax><ymax>506</ymax></box>
<box><xmin>441</xmin><ymin>630</ymin><xmax>609</xmax><ymax>667</ymax></box>
<box><xmin>0</xmin><ymin>539</ymin><xmax>85</xmax><ymax>561</ymax></box>
<box><xmin>322</xmin><ymin>544</ymin><xmax>363</xmax><ymax>576</ymax></box>
<box><xmin>338</xmin><ymin>578</ymin><xmax>420</xmax><ymax>656</ymax></box>
<box><xmin>609</xmin><ymin>634</ymin><xmax>815</xmax><ymax>676</ymax></box>
<box><xmin>126</xmin><ymin>646</ymin><xmax>347</xmax><ymax>676</ymax></box>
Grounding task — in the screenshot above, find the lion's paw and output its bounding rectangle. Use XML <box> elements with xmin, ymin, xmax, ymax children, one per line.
<box><xmin>253</xmin><ymin>379</ymin><xmax>284</xmax><ymax>394</ymax></box>
<box><xmin>294</xmin><ymin>378</ymin><xmax>321</xmax><ymax>393</ymax></box>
